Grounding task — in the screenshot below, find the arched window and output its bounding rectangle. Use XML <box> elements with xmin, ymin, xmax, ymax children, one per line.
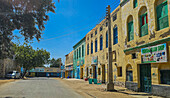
<box><xmin>113</xmin><ymin>26</ymin><xmax>118</xmax><ymax>45</ymax></box>
<box><xmin>139</xmin><ymin>6</ymin><xmax>148</xmax><ymax>37</ymax></box>
<box><xmin>87</xmin><ymin>44</ymin><xmax>89</xmax><ymax>55</ymax></box>
<box><xmin>100</xmin><ymin>35</ymin><xmax>103</xmax><ymax>50</ymax></box>
<box><xmin>156</xmin><ymin>0</ymin><xmax>169</xmax><ymax>30</ymax></box>
<box><xmin>106</xmin><ymin>31</ymin><xmax>108</xmax><ymax>48</ymax></box>
<box><xmin>95</xmin><ymin>39</ymin><xmax>97</xmax><ymax>52</ymax></box>
<box><xmin>127</xmin><ymin>15</ymin><xmax>134</xmax><ymax>41</ymax></box>
<box><xmin>91</xmin><ymin>41</ymin><xmax>93</xmax><ymax>54</ymax></box>
<box><xmin>126</xmin><ymin>65</ymin><xmax>133</xmax><ymax>81</ymax></box>
<box><xmin>134</xmin><ymin>0</ymin><xmax>138</xmax><ymax>8</ymax></box>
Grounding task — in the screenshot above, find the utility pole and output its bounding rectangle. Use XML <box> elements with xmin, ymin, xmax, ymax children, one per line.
<box><xmin>106</xmin><ymin>5</ymin><xmax>115</xmax><ymax>91</ymax></box>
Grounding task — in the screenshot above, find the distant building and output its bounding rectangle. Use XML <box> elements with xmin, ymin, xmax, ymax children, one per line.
<box><xmin>28</xmin><ymin>67</ymin><xmax>61</xmax><ymax>77</ymax></box>
<box><xmin>65</xmin><ymin>51</ymin><xmax>73</xmax><ymax>78</ymax></box>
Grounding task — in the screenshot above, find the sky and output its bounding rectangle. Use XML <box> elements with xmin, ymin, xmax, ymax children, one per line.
<box><xmin>13</xmin><ymin>0</ymin><xmax>120</xmax><ymax>64</ymax></box>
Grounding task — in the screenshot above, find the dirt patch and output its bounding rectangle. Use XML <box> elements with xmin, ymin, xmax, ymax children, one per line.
<box><xmin>0</xmin><ymin>79</ymin><xmax>17</xmax><ymax>86</ymax></box>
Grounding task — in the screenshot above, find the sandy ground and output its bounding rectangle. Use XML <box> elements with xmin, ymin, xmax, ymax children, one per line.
<box><xmin>56</xmin><ymin>78</ymin><xmax>163</xmax><ymax>98</ymax></box>
<box><xmin>0</xmin><ymin>79</ymin><xmax>17</xmax><ymax>86</ymax></box>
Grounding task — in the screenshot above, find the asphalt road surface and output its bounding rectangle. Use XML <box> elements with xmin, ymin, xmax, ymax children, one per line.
<box><xmin>0</xmin><ymin>77</ymin><xmax>83</xmax><ymax>98</ymax></box>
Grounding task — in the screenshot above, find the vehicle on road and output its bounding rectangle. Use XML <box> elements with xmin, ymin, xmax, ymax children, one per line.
<box><xmin>5</xmin><ymin>71</ymin><xmax>20</xmax><ymax>79</ymax></box>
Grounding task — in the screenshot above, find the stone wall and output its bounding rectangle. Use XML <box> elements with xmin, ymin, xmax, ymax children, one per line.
<box><xmin>125</xmin><ymin>81</ymin><xmax>138</xmax><ymax>92</ymax></box>
<box><xmin>152</xmin><ymin>85</ymin><xmax>170</xmax><ymax>97</ymax></box>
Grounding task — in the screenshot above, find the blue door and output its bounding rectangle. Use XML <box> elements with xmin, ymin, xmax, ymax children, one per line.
<box><xmin>77</xmin><ymin>68</ymin><xmax>80</xmax><ymax>79</ymax></box>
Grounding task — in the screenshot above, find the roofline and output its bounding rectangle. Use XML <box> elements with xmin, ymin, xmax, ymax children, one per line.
<box><xmin>73</xmin><ymin>37</ymin><xmax>86</xmax><ymax>48</ymax></box>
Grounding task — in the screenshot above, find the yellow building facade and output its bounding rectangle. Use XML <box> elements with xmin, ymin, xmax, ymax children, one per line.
<box><xmin>84</xmin><ymin>0</ymin><xmax>170</xmax><ymax>96</ymax></box>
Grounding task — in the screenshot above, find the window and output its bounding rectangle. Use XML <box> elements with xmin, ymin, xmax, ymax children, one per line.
<box><xmin>113</xmin><ymin>14</ymin><xmax>117</xmax><ymax>21</ymax></box>
<box><xmin>117</xmin><ymin>67</ymin><xmax>122</xmax><ymax>77</ymax></box>
<box><xmin>160</xmin><ymin>70</ymin><xmax>170</xmax><ymax>85</ymax></box>
<box><xmin>77</xmin><ymin>49</ymin><xmax>78</xmax><ymax>59</ymax></box>
<box><xmin>134</xmin><ymin>0</ymin><xmax>138</xmax><ymax>8</ymax></box>
<box><xmin>128</xmin><ymin>21</ymin><xmax>134</xmax><ymax>41</ymax></box>
<box><xmin>95</xmin><ymin>30</ymin><xmax>97</xmax><ymax>35</ymax></box>
<box><xmin>74</xmin><ymin>51</ymin><xmax>76</xmax><ymax>59</ymax></box>
<box><xmin>113</xmin><ymin>26</ymin><xmax>118</xmax><ymax>45</ymax></box>
<box><xmin>100</xmin><ymin>26</ymin><xmax>103</xmax><ymax>31</ymax></box>
<box><xmin>106</xmin><ymin>31</ymin><xmax>108</xmax><ymax>48</ymax></box>
<box><xmin>82</xmin><ymin>45</ymin><xmax>84</xmax><ymax>57</ymax></box>
<box><xmin>140</xmin><ymin>13</ymin><xmax>148</xmax><ymax>37</ymax></box>
<box><xmin>126</xmin><ymin>65</ymin><xmax>133</xmax><ymax>81</ymax></box>
<box><xmin>106</xmin><ymin>22</ymin><xmax>108</xmax><ymax>27</ymax></box>
<box><xmin>95</xmin><ymin>39</ymin><xmax>97</xmax><ymax>52</ymax></box>
<box><xmin>87</xmin><ymin>37</ymin><xmax>89</xmax><ymax>40</ymax></box>
<box><xmin>100</xmin><ymin>35</ymin><xmax>103</xmax><ymax>50</ymax></box>
<box><xmin>87</xmin><ymin>44</ymin><xmax>89</xmax><ymax>55</ymax></box>
<box><xmin>98</xmin><ymin>68</ymin><xmax>101</xmax><ymax>75</ymax></box>
<box><xmin>132</xmin><ymin>53</ymin><xmax>137</xmax><ymax>59</ymax></box>
<box><xmin>91</xmin><ymin>33</ymin><xmax>93</xmax><ymax>38</ymax></box>
<box><xmin>91</xmin><ymin>41</ymin><xmax>93</xmax><ymax>54</ymax></box>
<box><xmin>156</xmin><ymin>0</ymin><xmax>169</xmax><ymax>30</ymax></box>
<box><xmin>79</xmin><ymin>47</ymin><xmax>81</xmax><ymax>58</ymax></box>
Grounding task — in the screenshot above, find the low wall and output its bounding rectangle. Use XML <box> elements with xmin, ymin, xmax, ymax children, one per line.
<box><xmin>152</xmin><ymin>84</ymin><xmax>170</xmax><ymax>97</ymax></box>
<box><xmin>125</xmin><ymin>81</ymin><xmax>139</xmax><ymax>92</ymax></box>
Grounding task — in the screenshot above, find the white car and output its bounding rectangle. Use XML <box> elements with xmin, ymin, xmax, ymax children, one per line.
<box><xmin>6</xmin><ymin>71</ymin><xmax>20</xmax><ymax>79</ymax></box>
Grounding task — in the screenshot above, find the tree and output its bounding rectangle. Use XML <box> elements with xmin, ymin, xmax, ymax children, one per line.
<box><xmin>0</xmin><ymin>0</ymin><xmax>56</xmax><ymax>59</ymax></box>
<box><xmin>14</xmin><ymin>44</ymin><xmax>50</xmax><ymax>78</ymax></box>
<box><xmin>50</xmin><ymin>58</ymin><xmax>62</xmax><ymax>68</ymax></box>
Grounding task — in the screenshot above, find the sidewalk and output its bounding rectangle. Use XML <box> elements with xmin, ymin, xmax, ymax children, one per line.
<box><xmin>56</xmin><ymin>78</ymin><xmax>163</xmax><ymax>98</ymax></box>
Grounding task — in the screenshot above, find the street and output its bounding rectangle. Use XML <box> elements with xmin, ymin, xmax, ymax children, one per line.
<box><xmin>0</xmin><ymin>77</ymin><xmax>83</xmax><ymax>98</ymax></box>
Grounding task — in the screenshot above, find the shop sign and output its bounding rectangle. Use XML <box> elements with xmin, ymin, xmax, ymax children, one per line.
<box><xmin>66</xmin><ymin>66</ymin><xmax>73</xmax><ymax>71</ymax></box>
<box><xmin>141</xmin><ymin>43</ymin><xmax>167</xmax><ymax>63</ymax></box>
<box><xmin>91</xmin><ymin>56</ymin><xmax>98</xmax><ymax>65</ymax></box>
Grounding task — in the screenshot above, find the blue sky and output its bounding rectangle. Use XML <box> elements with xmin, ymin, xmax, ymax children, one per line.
<box><xmin>13</xmin><ymin>0</ymin><xmax>120</xmax><ymax>64</ymax></box>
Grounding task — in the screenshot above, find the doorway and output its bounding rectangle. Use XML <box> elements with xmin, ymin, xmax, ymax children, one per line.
<box><xmin>77</xmin><ymin>67</ymin><xmax>80</xmax><ymax>79</ymax></box>
<box><xmin>80</xmin><ymin>68</ymin><xmax>83</xmax><ymax>79</ymax></box>
<box><xmin>86</xmin><ymin>67</ymin><xmax>89</xmax><ymax>78</ymax></box>
<box><xmin>140</xmin><ymin>64</ymin><xmax>151</xmax><ymax>93</ymax></box>
<box><xmin>93</xmin><ymin>66</ymin><xmax>97</xmax><ymax>79</ymax></box>
<box><xmin>102</xmin><ymin>65</ymin><xmax>106</xmax><ymax>83</ymax></box>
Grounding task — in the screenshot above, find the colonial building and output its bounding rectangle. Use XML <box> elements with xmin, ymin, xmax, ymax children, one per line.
<box><xmin>83</xmin><ymin>0</ymin><xmax>170</xmax><ymax>97</ymax></box>
<box><xmin>65</xmin><ymin>51</ymin><xmax>73</xmax><ymax>78</ymax></box>
<box><xmin>84</xmin><ymin>6</ymin><xmax>123</xmax><ymax>85</ymax></box>
<box><xmin>73</xmin><ymin>37</ymin><xmax>86</xmax><ymax>79</ymax></box>
<box><xmin>120</xmin><ymin>0</ymin><xmax>170</xmax><ymax>96</ymax></box>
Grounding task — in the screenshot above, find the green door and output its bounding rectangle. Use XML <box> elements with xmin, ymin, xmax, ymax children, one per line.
<box><xmin>140</xmin><ymin>64</ymin><xmax>151</xmax><ymax>93</ymax></box>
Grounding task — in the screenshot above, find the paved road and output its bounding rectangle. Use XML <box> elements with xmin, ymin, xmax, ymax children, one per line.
<box><xmin>0</xmin><ymin>77</ymin><xmax>83</xmax><ymax>98</ymax></box>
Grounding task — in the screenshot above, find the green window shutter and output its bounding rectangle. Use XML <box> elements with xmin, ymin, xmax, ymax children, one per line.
<box><xmin>140</xmin><ymin>16</ymin><xmax>143</xmax><ymax>37</ymax></box>
<box><xmin>140</xmin><ymin>13</ymin><xmax>148</xmax><ymax>37</ymax></box>
<box><xmin>128</xmin><ymin>21</ymin><xmax>134</xmax><ymax>41</ymax></box>
<box><xmin>157</xmin><ymin>0</ymin><xmax>169</xmax><ymax>30</ymax></box>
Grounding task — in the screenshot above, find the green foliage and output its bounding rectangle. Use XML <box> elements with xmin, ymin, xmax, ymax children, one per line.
<box><xmin>0</xmin><ymin>0</ymin><xmax>56</xmax><ymax>59</ymax></box>
<box><xmin>14</xmin><ymin>43</ymin><xmax>50</xmax><ymax>77</ymax></box>
<box><xmin>50</xmin><ymin>58</ymin><xmax>62</xmax><ymax>68</ymax></box>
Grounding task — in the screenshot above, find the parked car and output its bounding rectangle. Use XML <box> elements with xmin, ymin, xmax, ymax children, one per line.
<box><xmin>6</xmin><ymin>71</ymin><xmax>20</xmax><ymax>79</ymax></box>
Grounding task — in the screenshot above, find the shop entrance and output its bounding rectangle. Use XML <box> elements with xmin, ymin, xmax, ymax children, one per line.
<box><xmin>80</xmin><ymin>68</ymin><xmax>83</xmax><ymax>79</ymax></box>
<box><xmin>86</xmin><ymin>67</ymin><xmax>89</xmax><ymax>78</ymax></box>
<box><xmin>77</xmin><ymin>67</ymin><xmax>80</xmax><ymax>79</ymax></box>
<box><xmin>140</xmin><ymin>64</ymin><xmax>151</xmax><ymax>93</ymax></box>
<box><xmin>93</xmin><ymin>66</ymin><xmax>97</xmax><ymax>79</ymax></box>
<box><xmin>102</xmin><ymin>65</ymin><xmax>106</xmax><ymax>83</ymax></box>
